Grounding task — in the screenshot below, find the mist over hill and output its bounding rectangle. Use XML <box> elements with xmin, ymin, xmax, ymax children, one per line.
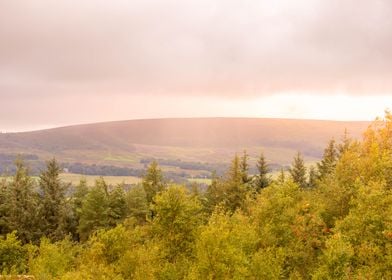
<box><xmin>0</xmin><ymin>118</ymin><xmax>370</xmax><ymax>177</ymax></box>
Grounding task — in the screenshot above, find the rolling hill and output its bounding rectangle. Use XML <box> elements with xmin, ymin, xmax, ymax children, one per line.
<box><xmin>0</xmin><ymin>118</ymin><xmax>370</xmax><ymax>176</ymax></box>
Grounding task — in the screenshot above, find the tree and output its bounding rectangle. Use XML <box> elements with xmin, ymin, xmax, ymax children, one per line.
<box><xmin>0</xmin><ymin>177</ymin><xmax>9</xmax><ymax>235</ymax></box>
<box><xmin>38</xmin><ymin>158</ymin><xmax>68</xmax><ymax>241</ymax></box>
<box><xmin>223</xmin><ymin>154</ymin><xmax>249</xmax><ymax>212</ymax></box>
<box><xmin>204</xmin><ymin>171</ymin><xmax>223</xmax><ymax>213</ymax></box>
<box><xmin>107</xmin><ymin>184</ymin><xmax>128</xmax><ymax>227</ymax></box>
<box><xmin>6</xmin><ymin>159</ymin><xmax>40</xmax><ymax>244</ymax></box>
<box><xmin>78</xmin><ymin>178</ymin><xmax>110</xmax><ymax>241</ymax></box>
<box><xmin>151</xmin><ymin>186</ymin><xmax>202</xmax><ymax>262</ymax></box>
<box><xmin>0</xmin><ymin>231</ymin><xmax>28</xmax><ymax>274</ymax></box>
<box><xmin>337</xmin><ymin>129</ymin><xmax>352</xmax><ymax>157</ymax></box>
<box><xmin>240</xmin><ymin>150</ymin><xmax>251</xmax><ymax>184</ymax></box>
<box><xmin>317</xmin><ymin>139</ymin><xmax>338</xmax><ymax>180</ymax></box>
<box><xmin>308</xmin><ymin>166</ymin><xmax>318</xmax><ymax>188</ymax></box>
<box><xmin>289</xmin><ymin>152</ymin><xmax>307</xmax><ymax>188</ymax></box>
<box><xmin>276</xmin><ymin>168</ymin><xmax>286</xmax><ymax>184</ymax></box>
<box><xmin>142</xmin><ymin>161</ymin><xmax>165</xmax><ymax>204</ymax></box>
<box><xmin>228</xmin><ymin>154</ymin><xmax>242</xmax><ymax>185</ymax></box>
<box><xmin>125</xmin><ymin>185</ymin><xmax>149</xmax><ymax>224</ymax></box>
<box><xmin>253</xmin><ymin>152</ymin><xmax>270</xmax><ymax>191</ymax></box>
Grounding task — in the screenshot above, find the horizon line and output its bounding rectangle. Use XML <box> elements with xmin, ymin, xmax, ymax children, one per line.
<box><xmin>2</xmin><ymin>116</ymin><xmax>374</xmax><ymax>134</ymax></box>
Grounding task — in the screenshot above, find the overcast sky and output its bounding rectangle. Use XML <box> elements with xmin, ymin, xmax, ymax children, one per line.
<box><xmin>1</xmin><ymin>0</ymin><xmax>392</xmax><ymax>131</ymax></box>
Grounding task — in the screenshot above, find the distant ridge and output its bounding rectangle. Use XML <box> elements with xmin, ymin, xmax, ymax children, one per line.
<box><xmin>0</xmin><ymin>118</ymin><xmax>370</xmax><ymax>166</ymax></box>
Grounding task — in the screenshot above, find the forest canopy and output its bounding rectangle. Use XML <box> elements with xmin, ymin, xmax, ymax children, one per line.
<box><xmin>0</xmin><ymin>113</ymin><xmax>392</xmax><ymax>279</ymax></box>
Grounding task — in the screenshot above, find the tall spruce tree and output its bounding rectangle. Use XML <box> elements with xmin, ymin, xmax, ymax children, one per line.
<box><xmin>224</xmin><ymin>154</ymin><xmax>248</xmax><ymax>212</ymax></box>
<box><xmin>38</xmin><ymin>158</ymin><xmax>68</xmax><ymax>241</ymax></box>
<box><xmin>142</xmin><ymin>161</ymin><xmax>166</xmax><ymax>204</ymax></box>
<box><xmin>0</xmin><ymin>177</ymin><xmax>9</xmax><ymax>235</ymax></box>
<box><xmin>7</xmin><ymin>159</ymin><xmax>40</xmax><ymax>243</ymax></box>
<box><xmin>78</xmin><ymin>178</ymin><xmax>110</xmax><ymax>241</ymax></box>
<box><xmin>253</xmin><ymin>152</ymin><xmax>271</xmax><ymax>191</ymax></box>
<box><xmin>240</xmin><ymin>150</ymin><xmax>251</xmax><ymax>184</ymax></box>
<box><xmin>308</xmin><ymin>166</ymin><xmax>318</xmax><ymax>188</ymax></box>
<box><xmin>317</xmin><ymin>139</ymin><xmax>338</xmax><ymax>180</ymax></box>
<box><xmin>228</xmin><ymin>154</ymin><xmax>242</xmax><ymax>185</ymax></box>
<box><xmin>289</xmin><ymin>152</ymin><xmax>307</xmax><ymax>188</ymax></box>
<box><xmin>108</xmin><ymin>184</ymin><xmax>128</xmax><ymax>227</ymax></box>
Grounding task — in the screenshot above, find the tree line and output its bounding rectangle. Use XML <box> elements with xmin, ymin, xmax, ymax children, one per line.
<box><xmin>0</xmin><ymin>113</ymin><xmax>392</xmax><ymax>279</ymax></box>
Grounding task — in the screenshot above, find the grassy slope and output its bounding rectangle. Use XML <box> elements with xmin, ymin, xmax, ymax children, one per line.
<box><xmin>0</xmin><ymin>118</ymin><xmax>370</xmax><ymax>171</ymax></box>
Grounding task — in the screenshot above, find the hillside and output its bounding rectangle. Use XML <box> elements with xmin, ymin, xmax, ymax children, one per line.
<box><xmin>0</xmin><ymin>118</ymin><xmax>370</xmax><ymax>176</ymax></box>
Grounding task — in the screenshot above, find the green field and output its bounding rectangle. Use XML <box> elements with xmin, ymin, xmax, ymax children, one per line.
<box><xmin>59</xmin><ymin>173</ymin><xmax>141</xmax><ymax>186</ymax></box>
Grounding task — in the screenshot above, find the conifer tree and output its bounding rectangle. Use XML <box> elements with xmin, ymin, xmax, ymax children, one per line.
<box><xmin>204</xmin><ymin>171</ymin><xmax>223</xmax><ymax>213</ymax></box>
<box><xmin>108</xmin><ymin>184</ymin><xmax>127</xmax><ymax>227</ymax></box>
<box><xmin>125</xmin><ymin>185</ymin><xmax>149</xmax><ymax>224</ymax></box>
<box><xmin>277</xmin><ymin>168</ymin><xmax>286</xmax><ymax>184</ymax></box>
<box><xmin>78</xmin><ymin>178</ymin><xmax>110</xmax><ymax>241</ymax></box>
<box><xmin>253</xmin><ymin>152</ymin><xmax>270</xmax><ymax>191</ymax></box>
<box><xmin>337</xmin><ymin>129</ymin><xmax>352</xmax><ymax>157</ymax></box>
<box><xmin>307</xmin><ymin>166</ymin><xmax>317</xmax><ymax>188</ymax></box>
<box><xmin>240</xmin><ymin>150</ymin><xmax>251</xmax><ymax>184</ymax></box>
<box><xmin>289</xmin><ymin>152</ymin><xmax>307</xmax><ymax>188</ymax></box>
<box><xmin>142</xmin><ymin>161</ymin><xmax>165</xmax><ymax>204</ymax></box>
<box><xmin>7</xmin><ymin>159</ymin><xmax>40</xmax><ymax>243</ymax></box>
<box><xmin>224</xmin><ymin>154</ymin><xmax>248</xmax><ymax>212</ymax></box>
<box><xmin>228</xmin><ymin>154</ymin><xmax>242</xmax><ymax>185</ymax></box>
<box><xmin>0</xmin><ymin>177</ymin><xmax>9</xmax><ymax>235</ymax></box>
<box><xmin>317</xmin><ymin>139</ymin><xmax>338</xmax><ymax>180</ymax></box>
<box><xmin>38</xmin><ymin>158</ymin><xmax>68</xmax><ymax>241</ymax></box>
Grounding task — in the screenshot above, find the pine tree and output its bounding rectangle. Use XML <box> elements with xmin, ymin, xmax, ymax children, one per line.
<box><xmin>317</xmin><ymin>139</ymin><xmax>338</xmax><ymax>180</ymax></box>
<box><xmin>224</xmin><ymin>154</ymin><xmax>249</xmax><ymax>212</ymax></box>
<box><xmin>125</xmin><ymin>185</ymin><xmax>149</xmax><ymax>224</ymax></box>
<box><xmin>204</xmin><ymin>170</ymin><xmax>223</xmax><ymax>213</ymax></box>
<box><xmin>337</xmin><ymin>129</ymin><xmax>351</xmax><ymax>157</ymax></box>
<box><xmin>240</xmin><ymin>150</ymin><xmax>251</xmax><ymax>184</ymax></box>
<box><xmin>289</xmin><ymin>152</ymin><xmax>307</xmax><ymax>188</ymax></box>
<box><xmin>108</xmin><ymin>184</ymin><xmax>127</xmax><ymax>227</ymax></box>
<box><xmin>38</xmin><ymin>158</ymin><xmax>68</xmax><ymax>241</ymax></box>
<box><xmin>70</xmin><ymin>179</ymin><xmax>89</xmax><ymax>240</ymax></box>
<box><xmin>228</xmin><ymin>154</ymin><xmax>242</xmax><ymax>185</ymax></box>
<box><xmin>253</xmin><ymin>152</ymin><xmax>271</xmax><ymax>191</ymax></box>
<box><xmin>142</xmin><ymin>161</ymin><xmax>165</xmax><ymax>204</ymax></box>
<box><xmin>308</xmin><ymin>166</ymin><xmax>317</xmax><ymax>188</ymax></box>
<box><xmin>0</xmin><ymin>177</ymin><xmax>9</xmax><ymax>235</ymax></box>
<box><xmin>277</xmin><ymin>168</ymin><xmax>286</xmax><ymax>184</ymax></box>
<box><xmin>78</xmin><ymin>178</ymin><xmax>110</xmax><ymax>241</ymax></box>
<box><xmin>7</xmin><ymin>159</ymin><xmax>40</xmax><ymax>244</ymax></box>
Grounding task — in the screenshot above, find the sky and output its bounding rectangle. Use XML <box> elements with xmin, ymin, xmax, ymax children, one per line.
<box><xmin>1</xmin><ymin>0</ymin><xmax>392</xmax><ymax>132</ymax></box>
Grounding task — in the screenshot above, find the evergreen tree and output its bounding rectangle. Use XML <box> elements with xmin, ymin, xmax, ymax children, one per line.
<box><xmin>240</xmin><ymin>150</ymin><xmax>251</xmax><ymax>184</ymax></box>
<box><xmin>6</xmin><ymin>159</ymin><xmax>40</xmax><ymax>243</ymax></box>
<box><xmin>38</xmin><ymin>158</ymin><xmax>68</xmax><ymax>241</ymax></box>
<box><xmin>107</xmin><ymin>184</ymin><xmax>127</xmax><ymax>227</ymax></box>
<box><xmin>72</xmin><ymin>179</ymin><xmax>89</xmax><ymax>221</ymax></box>
<box><xmin>307</xmin><ymin>166</ymin><xmax>317</xmax><ymax>188</ymax></box>
<box><xmin>224</xmin><ymin>154</ymin><xmax>249</xmax><ymax>212</ymax></box>
<box><xmin>142</xmin><ymin>161</ymin><xmax>165</xmax><ymax>204</ymax></box>
<box><xmin>289</xmin><ymin>152</ymin><xmax>307</xmax><ymax>188</ymax></box>
<box><xmin>0</xmin><ymin>177</ymin><xmax>9</xmax><ymax>235</ymax></box>
<box><xmin>277</xmin><ymin>168</ymin><xmax>286</xmax><ymax>184</ymax></box>
<box><xmin>317</xmin><ymin>139</ymin><xmax>338</xmax><ymax>180</ymax></box>
<box><xmin>125</xmin><ymin>185</ymin><xmax>149</xmax><ymax>224</ymax></box>
<box><xmin>228</xmin><ymin>154</ymin><xmax>242</xmax><ymax>185</ymax></box>
<box><xmin>204</xmin><ymin>171</ymin><xmax>223</xmax><ymax>213</ymax></box>
<box><xmin>337</xmin><ymin>129</ymin><xmax>352</xmax><ymax>157</ymax></box>
<box><xmin>69</xmin><ymin>179</ymin><xmax>89</xmax><ymax>240</ymax></box>
<box><xmin>78</xmin><ymin>178</ymin><xmax>110</xmax><ymax>241</ymax></box>
<box><xmin>253</xmin><ymin>152</ymin><xmax>270</xmax><ymax>191</ymax></box>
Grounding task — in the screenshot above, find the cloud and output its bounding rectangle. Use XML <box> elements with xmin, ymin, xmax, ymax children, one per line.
<box><xmin>1</xmin><ymin>0</ymin><xmax>392</xmax><ymax>99</ymax></box>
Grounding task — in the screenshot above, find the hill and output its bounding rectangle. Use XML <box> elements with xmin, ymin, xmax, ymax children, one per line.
<box><xmin>0</xmin><ymin>118</ymin><xmax>370</xmax><ymax>177</ymax></box>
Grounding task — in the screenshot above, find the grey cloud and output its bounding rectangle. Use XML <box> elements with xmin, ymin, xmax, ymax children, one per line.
<box><xmin>1</xmin><ymin>0</ymin><xmax>392</xmax><ymax>98</ymax></box>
